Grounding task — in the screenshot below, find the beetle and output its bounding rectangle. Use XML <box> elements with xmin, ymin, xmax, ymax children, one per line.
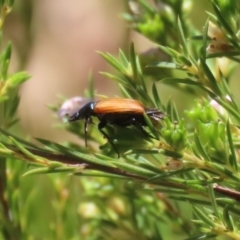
<box><xmin>68</xmin><ymin>98</ymin><xmax>164</xmax><ymax>157</ymax></box>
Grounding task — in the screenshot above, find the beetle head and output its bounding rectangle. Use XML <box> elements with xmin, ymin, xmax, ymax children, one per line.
<box><xmin>68</xmin><ymin>101</ymin><xmax>95</xmax><ymax>122</ymax></box>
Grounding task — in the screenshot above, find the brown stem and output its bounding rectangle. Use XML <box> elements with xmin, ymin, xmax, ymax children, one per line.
<box><xmin>213</xmin><ymin>184</ymin><xmax>240</xmax><ymax>201</ymax></box>
<box><xmin>11</xmin><ymin>145</ymin><xmax>146</xmax><ymax>180</ymax></box>
<box><xmin>6</xmin><ymin>145</ymin><xmax>240</xmax><ymax>202</ymax></box>
<box><xmin>7</xmin><ymin>145</ymin><xmax>188</xmax><ymax>189</ymax></box>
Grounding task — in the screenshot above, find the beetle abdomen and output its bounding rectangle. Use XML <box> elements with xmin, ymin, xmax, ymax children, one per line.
<box><xmin>97</xmin><ymin>112</ymin><xmax>145</xmax><ymax>126</ymax></box>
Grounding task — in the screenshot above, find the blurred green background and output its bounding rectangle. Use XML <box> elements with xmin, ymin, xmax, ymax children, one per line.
<box><xmin>1</xmin><ymin>1</ymin><xmax>239</xmax><ymax>239</ymax></box>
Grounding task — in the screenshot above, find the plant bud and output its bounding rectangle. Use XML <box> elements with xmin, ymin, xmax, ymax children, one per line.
<box><xmin>161</xmin><ymin>119</ymin><xmax>187</xmax><ymax>151</ymax></box>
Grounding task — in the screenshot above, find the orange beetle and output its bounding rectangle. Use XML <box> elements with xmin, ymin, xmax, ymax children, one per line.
<box><xmin>68</xmin><ymin>98</ymin><xmax>163</xmax><ymax>156</ymax></box>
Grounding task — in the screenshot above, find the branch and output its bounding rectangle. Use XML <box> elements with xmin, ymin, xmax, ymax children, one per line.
<box><xmin>4</xmin><ymin>144</ymin><xmax>240</xmax><ymax>202</ymax></box>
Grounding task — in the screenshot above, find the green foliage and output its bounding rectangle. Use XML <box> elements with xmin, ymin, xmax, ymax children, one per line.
<box><xmin>1</xmin><ymin>0</ymin><xmax>240</xmax><ymax>239</ymax></box>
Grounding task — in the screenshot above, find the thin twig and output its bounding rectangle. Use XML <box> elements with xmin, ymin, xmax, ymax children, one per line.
<box><xmin>5</xmin><ymin>145</ymin><xmax>240</xmax><ymax>202</ymax></box>
<box><xmin>213</xmin><ymin>184</ymin><xmax>240</xmax><ymax>201</ymax></box>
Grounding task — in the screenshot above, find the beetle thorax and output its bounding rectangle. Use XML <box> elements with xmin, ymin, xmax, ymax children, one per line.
<box><xmin>78</xmin><ymin>102</ymin><xmax>95</xmax><ymax>118</ymax></box>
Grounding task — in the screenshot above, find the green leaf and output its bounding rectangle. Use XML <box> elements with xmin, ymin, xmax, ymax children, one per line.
<box><xmin>152</xmin><ymin>83</ymin><xmax>162</xmax><ymax>109</ymax></box>
<box><xmin>194</xmin><ymin>132</ymin><xmax>211</xmax><ymax>162</ymax></box>
<box><xmin>100</xmin><ymin>72</ymin><xmax>126</xmax><ymax>85</ymax></box>
<box><xmin>138</xmin><ymin>73</ymin><xmax>148</xmax><ymax>97</ymax></box>
<box><xmin>211</xmin><ymin>2</ymin><xmax>235</xmax><ymax>37</ymax></box>
<box><xmin>184</xmin><ymin>233</ymin><xmax>217</xmax><ymax>240</ymax></box>
<box><xmin>1</xmin><ymin>42</ymin><xmax>11</xmax><ymax>80</ymax></box>
<box><xmin>159</xmin><ymin>77</ymin><xmax>203</xmax><ymax>86</ymax></box>
<box><xmin>154</xmin><ymin>222</ymin><xmax>164</xmax><ymax>240</ymax></box>
<box><xmin>160</xmin><ymin>149</ymin><xmax>183</xmax><ymax>158</ymax></box>
<box><xmin>172</xmin><ymin>102</ymin><xmax>179</xmax><ymax>122</ymax></box>
<box><xmin>208</xmin><ymin>162</ymin><xmax>240</xmax><ymax>181</ymax></box>
<box><xmin>208</xmin><ymin>184</ymin><xmax>220</xmax><ymax>219</ymax></box>
<box><xmin>158</xmin><ymin>45</ymin><xmax>180</xmax><ymax>58</ymax></box>
<box><xmin>201</xmin><ymin>19</ymin><xmax>209</xmax><ymax>60</ymax></box>
<box><xmin>74</xmin><ymin>171</ymin><xmax>130</xmax><ymax>179</ymax></box>
<box><xmin>134</xmin><ymin>162</ymin><xmax>163</xmax><ymax>174</ymax></box>
<box><xmin>127</xmin><ymin>149</ymin><xmax>160</xmax><ymax>155</ymax></box>
<box><xmin>119</xmin><ymin>84</ymin><xmax>132</xmax><ymax>98</ymax></box>
<box><xmin>213</xmin><ymin>97</ymin><xmax>240</xmax><ymax>122</ymax></box>
<box><xmin>148</xmin><ymin>61</ymin><xmax>180</xmax><ymax>69</ymax></box>
<box><xmin>206</xmin><ymin>11</ymin><xmax>218</xmax><ymax>22</ymax></box>
<box><xmin>98</xmin><ymin>51</ymin><xmax>125</xmax><ymax>72</ymax></box>
<box><xmin>199</xmin><ymin>59</ymin><xmax>220</xmax><ymax>95</ymax></box>
<box><xmin>192</xmin><ymin>206</ymin><xmax>215</xmax><ymax>227</ymax></box>
<box><xmin>87</xmin><ymin>71</ymin><xmax>94</xmax><ymax>99</ymax></box>
<box><xmin>219</xmin><ymin>71</ymin><xmax>239</xmax><ymax>111</ymax></box>
<box><xmin>65</xmin><ymin>149</ymin><xmax>116</xmax><ymax>168</ymax></box>
<box><xmin>129</xmin><ymin>42</ymin><xmax>138</xmax><ymax>80</ymax></box>
<box><xmin>138</xmin><ymin>0</ymin><xmax>155</xmax><ymax>15</ymax></box>
<box><xmin>0</xmin><ymin>142</ymin><xmax>13</xmax><ymax>157</ymax></box>
<box><xmin>10</xmin><ymin>137</ymin><xmax>46</xmax><ymax>164</ymax></box>
<box><xmin>35</xmin><ymin>138</ymin><xmax>69</xmax><ymax>153</ymax></box>
<box><xmin>177</xmin><ymin>17</ymin><xmax>188</xmax><ymax>56</ymax></box>
<box><xmin>0</xmin><ymin>128</ymin><xmax>40</xmax><ymax>150</ymax></box>
<box><xmin>23</xmin><ymin>165</ymin><xmax>78</xmax><ymax>177</ymax></box>
<box><xmin>178</xmin><ymin>55</ymin><xmax>192</xmax><ymax>66</ymax></box>
<box><xmin>146</xmin><ymin>187</ymin><xmax>187</xmax><ymax>194</ymax></box>
<box><xmin>143</xmin><ymin>112</ymin><xmax>159</xmax><ymax>139</ymax></box>
<box><xmin>216</xmin><ymin>198</ymin><xmax>238</xmax><ymax>204</ymax></box>
<box><xmin>166</xmin><ymin>99</ymin><xmax>173</xmax><ymax>120</ymax></box>
<box><xmin>112</xmin><ymin>161</ymin><xmax>156</xmax><ymax>178</ymax></box>
<box><xmin>223</xmin><ymin>204</ymin><xmax>235</xmax><ymax>231</ymax></box>
<box><xmin>148</xmin><ymin>168</ymin><xmax>193</xmax><ymax>182</ymax></box>
<box><xmin>4</xmin><ymin>94</ymin><xmax>20</xmax><ymax>119</ymax></box>
<box><xmin>7</xmin><ymin>72</ymin><xmax>30</xmax><ymax>88</ymax></box>
<box><xmin>10</xmin><ymin>137</ymin><xmax>37</xmax><ymax>159</ymax></box>
<box><xmin>169</xmin><ymin>196</ymin><xmax>211</xmax><ymax>205</ymax></box>
<box><xmin>118</xmin><ymin>49</ymin><xmax>129</xmax><ymax>68</ymax></box>
<box><xmin>226</xmin><ymin>120</ymin><xmax>238</xmax><ymax>171</ymax></box>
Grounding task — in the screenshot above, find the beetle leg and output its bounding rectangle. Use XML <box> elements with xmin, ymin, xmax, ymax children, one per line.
<box><xmin>98</xmin><ymin>121</ymin><xmax>120</xmax><ymax>158</ymax></box>
<box><xmin>84</xmin><ymin>117</ymin><xmax>92</xmax><ymax>147</ymax></box>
